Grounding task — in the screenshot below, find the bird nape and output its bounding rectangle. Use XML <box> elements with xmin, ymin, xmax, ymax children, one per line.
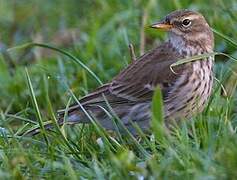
<box><xmin>24</xmin><ymin>9</ymin><xmax>214</xmax><ymax>136</ymax></box>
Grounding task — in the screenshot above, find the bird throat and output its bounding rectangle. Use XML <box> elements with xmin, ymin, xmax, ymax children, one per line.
<box><xmin>168</xmin><ymin>32</ymin><xmax>213</xmax><ymax>55</ymax></box>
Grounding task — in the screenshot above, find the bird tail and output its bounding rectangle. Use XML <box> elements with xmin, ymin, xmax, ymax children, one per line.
<box><xmin>22</xmin><ymin>108</ymin><xmax>87</xmax><ymax>136</ymax></box>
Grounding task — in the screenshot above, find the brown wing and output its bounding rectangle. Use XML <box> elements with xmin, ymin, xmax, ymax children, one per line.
<box><xmin>59</xmin><ymin>42</ymin><xmax>185</xmax><ymax>113</ymax></box>
<box><xmin>109</xmin><ymin>42</ymin><xmax>185</xmax><ymax>102</ymax></box>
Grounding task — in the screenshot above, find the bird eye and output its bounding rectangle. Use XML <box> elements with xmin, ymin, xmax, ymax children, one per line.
<box><xmin>182</xmin><ymin>19</ymin><xmax>191</xmax><ymax>27</ymax></box>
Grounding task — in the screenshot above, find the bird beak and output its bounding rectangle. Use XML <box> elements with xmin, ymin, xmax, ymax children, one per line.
<box><xmin>150</xmin><ymin>21</ymin><xmax>173</xmax><ymax>30</ymax></box>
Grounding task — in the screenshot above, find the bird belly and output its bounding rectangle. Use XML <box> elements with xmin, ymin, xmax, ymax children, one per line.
<box><xmin>164</xmin><ymin>58</ymin><xmax>213</xmax><ymax>121</ymax></box>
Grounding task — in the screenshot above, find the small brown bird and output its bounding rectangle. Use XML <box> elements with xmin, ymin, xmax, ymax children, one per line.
<box><xmin>28</xmin><ymin>10</ymin><xmax>214</xmax><ymax>135</ymax></box>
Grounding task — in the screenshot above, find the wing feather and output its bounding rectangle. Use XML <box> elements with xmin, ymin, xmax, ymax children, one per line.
<box><xmin>59</xmin><ymin>42</ymin><xmax>186</xmax><ymax>114</ymax></box>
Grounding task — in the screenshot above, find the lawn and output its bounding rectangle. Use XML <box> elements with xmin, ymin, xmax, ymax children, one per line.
<box><xmin>0</xmin><ymin>0</ymin><xmax>237</xmax><ymax>179</ymax></box>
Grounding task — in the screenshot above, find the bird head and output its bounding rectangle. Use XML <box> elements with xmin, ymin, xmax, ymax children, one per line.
<box><xmin>151</xmin><ymin>10</ymin><xmax>214</xmax><ymax>51</ymax></box>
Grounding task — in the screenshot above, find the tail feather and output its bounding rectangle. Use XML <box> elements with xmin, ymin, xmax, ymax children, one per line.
<box><xmin>23</xmin><ymin>108</ymin><xmax>86</xmax><ymax>136</ymax></box>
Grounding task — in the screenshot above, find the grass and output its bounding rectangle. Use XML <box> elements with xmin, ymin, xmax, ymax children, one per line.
<box><xmin>0</xmin><ymin>0</ymin><xmax>237</xmax><ymax>179</ymax></box>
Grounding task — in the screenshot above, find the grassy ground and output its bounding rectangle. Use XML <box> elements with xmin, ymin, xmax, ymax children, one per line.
<box><xmin>0</xmin><ymin>0</ymin><xmax>237</xmax><ymax>179</ymax></box>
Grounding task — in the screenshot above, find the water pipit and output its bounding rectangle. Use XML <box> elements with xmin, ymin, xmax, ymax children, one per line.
<box><xmin>28</xmin><ymin>10</ymin><xmax>214</xmax><ymax>135</ymax></box>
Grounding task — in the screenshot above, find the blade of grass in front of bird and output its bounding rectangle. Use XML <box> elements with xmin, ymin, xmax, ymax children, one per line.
<box><xmin>151</xmin><ymin>87</ymin><xmax>169</xmax><ymax>145</ymax></box>
<box><xmin>43</xmin><ymin>75</ymin><xmax>85</xmax><ymax>161</ymax></box>
<box><xmin>128</xmin><ymin>120</ymin><xmax>158</xmax><ymax>154</ymax></box>
<box><xmin>170</xmin><ymin>52</ymin><xmax>237</xmax><ymax>73</ymax></box>
<box><xmin>170</xmin><ymin>52</ymin><xmax>217</xmax><ymax>68</ymax></box>
<box><xmin>67</xmin><ymin>88</ymin><xmax>116</xmax><ymax>152</ymax></box>
<box><xmin>101</xmin><ymin>94</ymin><xmax>125</xmax><ymax>143</ymax></box>
<box><xmin>55</xmin><ymin>72</ymin><xmax>117</xmax><ymax>152</ymax></box>
<box><xmin>25</xmin><ymin>68</ymin><xmax>49</xmax><ymax>145</ymax></box>
<box><xmin>91</xmin><ymin>103</ymin><xmax>124</xmax><ymax>144</ymax></box>
<box><xmin>101</xmin><ymin>94</ymin><xmax>151</xmax><ymax>158</ymax></box>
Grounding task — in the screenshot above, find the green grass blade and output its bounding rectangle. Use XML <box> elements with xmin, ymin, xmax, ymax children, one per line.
<box><xmin>212</xmin><ymin>28</ymin><xmax>237</xmax><ymax>47</ymax></box>
<box><xmin>8</xmin><ymin>42</ymin><xmax>103</xmax><ymax>85</ymax></box>
<box><xmin>151</xmin><ymin>87</ymin><xmax>168</xmax><ymax>144</ymax></box>
<box><xmin>25</xmin><ymin>68</ymin><xmax>49</xmax><ymax>144</ymax></box>
<box><xmin>45</xmin><ymin>90</ymin><xmax>83</xmax><ymax>161</ymax></box>
<box><xmin>101</xmin><ymin>94</ymin><xmax>151</xmax><ymax>158</ymax></box>
<box><xmin>67</xmin><ymin>89</ymin><xmax>116</xmax><ymax>152</ymax></box>
<box><xmin>170</xmin><ymin>52</ymin><xmax>237</xmax><ymax>71</ymax></box>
